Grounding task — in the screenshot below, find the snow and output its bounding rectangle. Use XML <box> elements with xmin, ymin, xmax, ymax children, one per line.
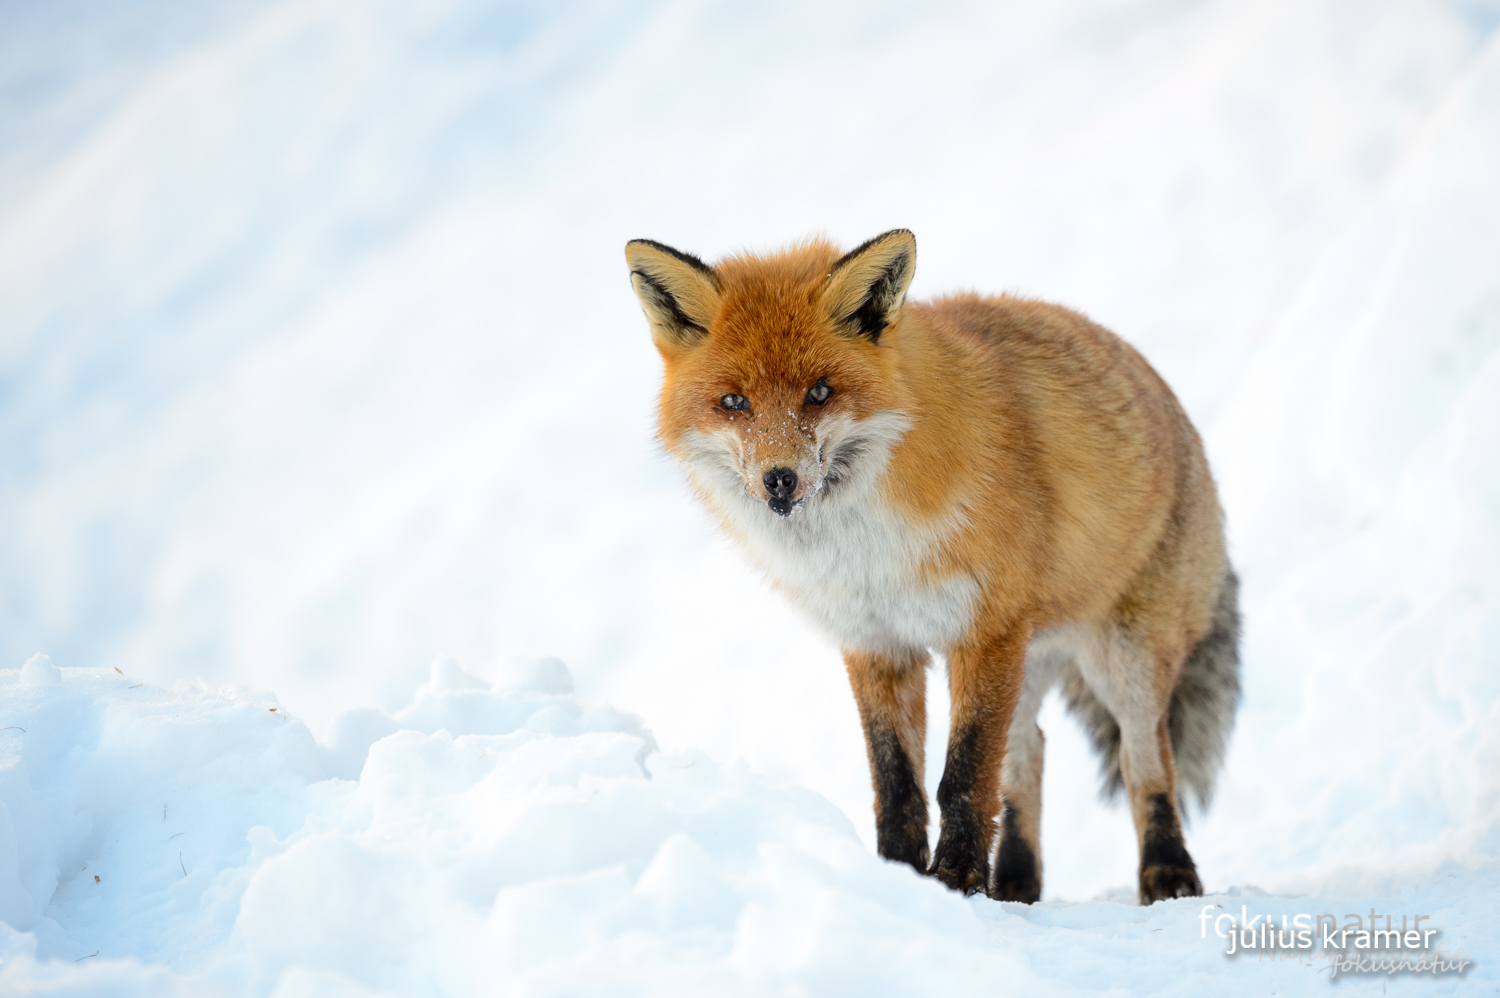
<box><xmin>2</xmin><ymin>0</ymin><xmax>1499</xmax><ymax>993</ymax></box>
<box><xmin>18</xmin><ymin>655</ymin><xmax>60</xmax><ymax>688</ymax></box>
<box><xmin>1</xmin><ymin>660</ymin><xmax>1494</xmax><ymax>995</ymax></box>
<box><xmin>0</xmin><ymin>660</ymin><xmax>1040</xmax><ymax>995</ymax></box>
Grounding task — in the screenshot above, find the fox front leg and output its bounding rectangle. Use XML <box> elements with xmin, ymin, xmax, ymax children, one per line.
<box><xmin>845</xmin><ymin>648</ymin><xmax>930</xmax><ymax>871</ymax></box>
<box><xmin>930</xmin><ymin>626</ymin><xmax>1027</xmax><ymax>896</ymax></box>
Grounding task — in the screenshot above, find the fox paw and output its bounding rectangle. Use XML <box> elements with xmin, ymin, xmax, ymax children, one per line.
<box><xmin>878</xmin><ymin>841</ymin><xmax>929</xmax><ymax>875</ymax></box>
<box><xmin>990</xmin><ymin>871</ymin><xmax>1041</xmax><ymax>903</ymax></box>
<box><xmin>930</xmin><ymin>859</ymin><xmax>989</xmax><ymax>897</ymax></box>
<box><xmin>990</xmin><ymin>827</ymin><xmax>1041</xmax><ymax>903</ymax></box>
<box><xmin>1138</xmin><ymin>863</ymin><xmax>1202</xmax><ymax>904</ymax></box>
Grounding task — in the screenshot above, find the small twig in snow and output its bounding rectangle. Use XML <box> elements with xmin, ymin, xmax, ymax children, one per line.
<box><xmin>0</xmin><ymin>726</ymin><xmax>24</xmax><ymax>734</ymax></box>
<box><xmin>179</xmin><ymin>851</ymin><xmax>187</xmax><ymax>877</ymax></box>
<box><xmin>169</xmin><ymin>832</ymin><xmax>184</xmax><ymax>840</ymax></box>
<box><xmin>74</xmin><ymin>951</ymin><xmax>98</xmax><ymax>962</ymax></box>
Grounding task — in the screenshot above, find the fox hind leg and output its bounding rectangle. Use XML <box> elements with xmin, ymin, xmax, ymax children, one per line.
<box><xmin>1130</xmin><ymin>717</ymin><xmax>1202</xmax><ymax>904</ymax></box>
<box><xmin>991</xmin><ymin>645</ymin><xmax>1061</xmax><ymax>902</ymax></box>
<box><xmin>993</xmin><ymin>724</ymin><xmax>1043</xmax><ymax>902</ymax></box>
<box><xmin>1073</xmin><ymin>626</ymin><xmax>1202</xmax><ymax>904</ymax></box>
<box><xmin>845</xmin><ymin>648</ymin><xmax>930</xmax><ymax>871</ymax></box>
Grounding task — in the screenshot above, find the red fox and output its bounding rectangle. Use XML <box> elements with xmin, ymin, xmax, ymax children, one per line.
<box><xmin>626</xmin><ymin>230</ymin><xmax>1240</xmax><ymax>904</ymax></box>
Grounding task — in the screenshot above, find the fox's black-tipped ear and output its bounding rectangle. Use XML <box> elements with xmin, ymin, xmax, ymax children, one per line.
<box><xmin>823</xmin><ymin>229</ymin><xmax>916</xmax><ymax>344</ymax></box>
<box><xmin>625</xmin><ymin>239</ymin><xmax>720</xmax><ymax>351</ymax></box>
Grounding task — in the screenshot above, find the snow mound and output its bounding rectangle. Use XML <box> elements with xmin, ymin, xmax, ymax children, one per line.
<box><xmin>0</xmin><ymin>658</ymin><xmax>1033</xmax><ymax>996</ymax></box>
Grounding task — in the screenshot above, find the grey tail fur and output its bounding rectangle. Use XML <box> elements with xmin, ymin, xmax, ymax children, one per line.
<box><xmin>1061</xmin><ymin>570</ymin><xmax>1242</xmax><ymax>815</ymax></box>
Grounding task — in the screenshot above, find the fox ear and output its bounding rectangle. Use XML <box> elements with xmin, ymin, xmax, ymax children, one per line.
<box><xmin>823</xmin><ymin>229</ymin><xmax>916</xmax><ymax>344</ymax></box>
<box><xmin>625</xmin><ymin>239</ymin><xmax>720</xmax><ymax>351</ymax></box>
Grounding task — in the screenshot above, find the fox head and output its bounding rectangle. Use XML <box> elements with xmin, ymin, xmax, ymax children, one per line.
<box><xmin>625</xmin><ymin>230</ymin><xmax>917</xmax><ymax>520</ymax></box>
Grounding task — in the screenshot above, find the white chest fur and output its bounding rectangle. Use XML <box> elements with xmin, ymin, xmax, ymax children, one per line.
<box><xmin>680</xmin><ymin>412</ymin><xmax>978</xmax><ymax>655</ymax></box>
<box><xmin>740</xmin><ymin>494</ymin><xmax>978</xmax><ymax>653</ymax></box>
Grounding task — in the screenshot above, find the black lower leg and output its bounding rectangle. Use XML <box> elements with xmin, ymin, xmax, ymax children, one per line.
<box><xmin>930</xmin><ymin>724</ymin><xmax>992</xmax><ymax>896</ymax></box>
<box><xmin>991</xmin><ymin>798</ymin><xmax>1040</xmax><ymax>902</ymax></box>
<box><xmin>1138</xmin><ymin>792</ymin><xmax>1201</xmax><ymax>903</ymax></box>
<box><xmin>867</xmin><ymin>726</ymin><xmax>929</xmax><ymax>871</ymax></box>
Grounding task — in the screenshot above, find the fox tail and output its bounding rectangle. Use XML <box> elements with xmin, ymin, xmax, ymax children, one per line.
<box><xmin>1062</xmin><ymin>570</ymin><xmax>1242</xmax><ymax>814</ymax></box>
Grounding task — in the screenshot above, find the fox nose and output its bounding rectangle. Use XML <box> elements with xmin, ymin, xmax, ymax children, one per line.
<box><xmin>763</xmin><ymin>467</ymin><xmax>798</xmax><ymax>517</ymax></box>
<box><xmin>763</xmin><ymin>467</ymin><xmax>798</xmax><ymax>497</ymax></box>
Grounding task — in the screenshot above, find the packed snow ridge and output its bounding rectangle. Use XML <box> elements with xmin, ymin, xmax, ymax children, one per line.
<box><xmin>0</xmin><ymin>656</ymin><xmax>1019</xmax><ymax>995</ymax></box>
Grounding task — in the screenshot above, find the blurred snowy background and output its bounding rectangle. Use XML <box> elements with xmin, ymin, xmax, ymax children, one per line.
<box><xmin>2</xmin><ymin>0</ymin><xmax>1499</xmax><ymax>990</ymax></box>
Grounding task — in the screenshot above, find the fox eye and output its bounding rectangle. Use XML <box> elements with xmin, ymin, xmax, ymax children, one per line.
<box><xmin>720</xmin><ymin>393</ymin><xmax>750</xmax><ymax>411</ymax></box>
<box><xmin>805</xmin><ymin>378</ymin><xmax>833</xmax><ymax>405</ymax></box>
